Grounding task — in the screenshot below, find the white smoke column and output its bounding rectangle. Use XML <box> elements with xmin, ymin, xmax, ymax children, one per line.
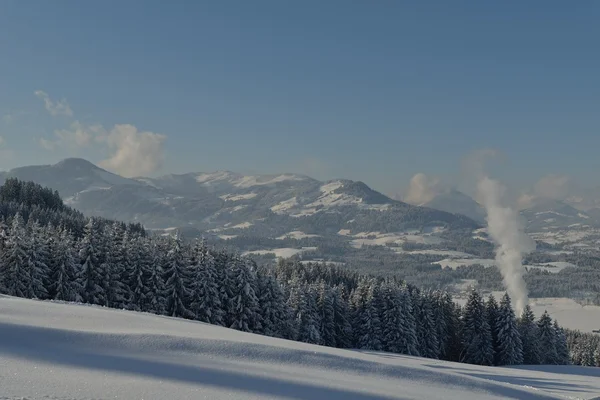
<box><xmin>477</xmin><ymin>176</ymin><xmax>535</xmax><ymax>313</ymax></box>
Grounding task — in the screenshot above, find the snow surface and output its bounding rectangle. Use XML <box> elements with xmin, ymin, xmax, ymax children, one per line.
<box><xmin>243</xmin><ymin>247</ymin><xmax>317</xmax><ymax>258</ymax></box>
<box><xmin>277</xmin><ymin>231</ymin><xmax>320</xmax><ymax>240</ymax></box>
<box><xmin>220</xmin><ymin>193</ymin><xmax>258</xmax><ymax>202</ymax></box>
<box><xmin>271</xmin><ymin>197</ymin><xmax>299</xmax><ymax>214</ymax></box>
<box><xmin>230</xmin><ymin>221</ymin><xmax>253</xmax><ymax>229</ymax></box>
<box><xmin>1</xmin><ymin>296</ymin><xmax>599</xmax><ymax>400</ymax></box>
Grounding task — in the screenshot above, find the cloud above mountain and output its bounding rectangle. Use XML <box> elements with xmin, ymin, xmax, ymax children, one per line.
<box><xmin>34</xmin><ymin>90</ymin><xmax>167</xmax><ymax>176</ymax></box>
<box><xmin>98</xmin><ymin>124</ymin><xmax>166</xmax><ymax>177</ymax></box>
<box><xmin>403</xmin><ymin>173</ymin><xmax>442</xmax><ymax>205</ymax></box>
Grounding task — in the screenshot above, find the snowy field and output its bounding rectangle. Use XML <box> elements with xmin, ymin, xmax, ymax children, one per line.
<box><xmin>1</xmin><ymin>296</ymin><xmax>599</xmax><ymax>400</ymax></box>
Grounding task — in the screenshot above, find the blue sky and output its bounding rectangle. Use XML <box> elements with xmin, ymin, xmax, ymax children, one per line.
<box><xmin>0</xmin><ymin>1</ymin><xmax>599</xmax><ymax>196</ymax></box>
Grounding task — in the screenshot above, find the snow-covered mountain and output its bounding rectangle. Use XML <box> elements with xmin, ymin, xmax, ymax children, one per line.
<box><xmin>0</xmin><ymin>158</ymin><xmax>479</xmax><ymax>235</ymax></box>
<box><xmin>520</xmin><ymin>197</ymin><xmax>597</xmax><ymax>231</ymax></box>
<box><xmin>421</xmin><ymin>189</ymin><xmax>486</xmax><ymax>224</ymax></box>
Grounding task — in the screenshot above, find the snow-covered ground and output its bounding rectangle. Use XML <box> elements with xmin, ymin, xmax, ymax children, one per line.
<box><xmin>243</xmin><ymin>247</ymin><xmax>317</xmax><ymax>258</ymax></box>
<box><xmin>1</xmin><ymin>296</ymin><xmax>599</xmax><ymax>400</ymax></box>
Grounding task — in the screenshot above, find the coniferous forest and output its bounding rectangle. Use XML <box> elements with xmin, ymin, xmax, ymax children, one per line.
<box><xmin>1</xmin><ymin>179</ymin><xmax>596</xmax><ymax>367</ymax></box>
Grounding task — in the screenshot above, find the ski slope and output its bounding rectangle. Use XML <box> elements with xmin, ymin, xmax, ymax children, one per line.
<box><xmin>0</xmin><ymin>296</ymin><xmax>599</xmax><ymax>400</ymax></box>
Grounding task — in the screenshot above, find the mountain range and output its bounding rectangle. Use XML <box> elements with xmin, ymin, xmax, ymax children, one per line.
<box><xmin>2</xmin><ymin>158</ymin><xmax>599</xmax><ymax>235</ymax></box>
<box><xmin>0</xmin><ymin>158</ymin><xmax>478</xmax><ymax>238</ymax></box>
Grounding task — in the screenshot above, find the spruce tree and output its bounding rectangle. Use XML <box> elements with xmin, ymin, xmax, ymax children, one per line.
<box><xmin>486</xmin><ymin>294</ymin><xmax>500</xmax><ymax>364</ymax></box>
<box><xmin>226</xmin><ymin>256</ymin><xmax>262</xmax><ymax>332</ymax></box>
<box><xmin>163</xmin><ymin>233</ymin><xmax>194</xmax><ymax>319</ymax></box>
<box><xmin>50</xmin><ymin>229</ymin><xmax>82</xmax><ymax>302</ymax></box>
<box><xmin>461</xmin><ymin>289</ymin><xmax>494</xmax><ymax>365</ymax></box>
<box><xmin>538</xmin><ymin>311</ymin><xmax>559</xmax><ymax>365</ymax></box>
<box><xmin>518</xmin><ymin>305</ymin><xmax>541</xmax><ymax>364</ymax></box>
<box><xmin>26</xmin><ymin>221</ymin><xmax>51</xmax><ymax>299</ymax></box>
<box><xmin>416</xmin><ymin>292</ymin><xmax>440</xmax><ymax>359</ymax></box>
<box><xmin>2</xmin><ymin>213</ymin><xmax>30</xmax><ymax>297</ymax></box>
<box><xmin>79</xmin><ymin>218</ymin><xmax>106</xmax><ymax>305</ymax></box>
<box><xmin>553</xmin><ymin>320</ymin><xmax>570</xmax><ymax>365</ymax></box>
<box><xmin>189</xmin><ymin>240</ymin><xmax>224</xmax><ymax>325</ymax></box>
<box><xmin>331</xmin><ymin>285</ymin><xmax>353</xmax><ymax>348</ymax></box>
<box><xmin>495</xmin><ymin>293</ymin><xmax>523</xmax><ymax>365</ymax></box>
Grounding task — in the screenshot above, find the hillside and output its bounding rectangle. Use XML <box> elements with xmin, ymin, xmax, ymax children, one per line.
<box><xmin>1</xmin><ymin>295</ymin><xmax>598</xmax><ymax>400</ymax></box>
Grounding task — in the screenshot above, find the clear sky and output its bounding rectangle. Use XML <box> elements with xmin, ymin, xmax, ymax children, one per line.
<box><xmin>0</xmin><ymin>0</ymin><xmax>599</xmax><ymax>196</ymax></box>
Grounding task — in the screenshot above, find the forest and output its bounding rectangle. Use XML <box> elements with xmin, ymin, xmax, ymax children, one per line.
<box><xmin>0</xmin><ymin>178</ymin><xmax>597</xmax><ymax>367</ymax></box>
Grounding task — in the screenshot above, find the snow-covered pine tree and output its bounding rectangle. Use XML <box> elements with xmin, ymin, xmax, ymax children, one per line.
<box><xmin>146</xmin><ymin>239</ymin><xmax>166</xmax><ymax>315</ymax></box>
<box><xmin>518</xmin><ymin>305</ymin><xmax>541</xmax><ymax>364</ymax></box>
<box><xmin>1</xmin><ymin>213</ymin><xmax>30</xmax><ymax>297</ymax></box>
<box><xmin>25</xmin><ymin>221</ymin><xmax>50</xmax><ymax>299</ymax></box>
<box><xmin>257</xmin><ymin>270</ymin><xmax>293</xmax><ymax>338</ymax></box>
<box><xmin>351</xmin><ymin>278</ymin><xmax>382</xmax><ymax>350</ymax></box>
<box><xmin>380</xmin><ymin>282</ymin><xmax>405</xmax><ymax>353</ymax></box>
<box><xmin>104</xmin><ymin>223</ymin><xmax>128</xmax><ymax>309</ymax></box>
<box><xmin>226</xmin><ymin>256</ymin><xmax>262</xmax><ymax>332</ymax></box>
<box><xmin>416</xmin><ymin>292</ymin><xmax>440</xmax><ymax>359</ymax></box>
<box><xmin>485</xmin><ymin>294</ymin><xmax>500</xmax><ymax>364</ymax></box>
<box><xmin>461</xmin><ymin>289</ymin><xmax>494</xmax><ymax>365</ymax></box>
<box><xmin>163</xmin><ymin>233</ymin><xmax>194</xmax><ymax>319</ymax></box>
<box><xmin>79</xmin><ymin>218</ymin><xmax>106</xmax><ymax>305</ymax></box>
<box><xmin>495</xmin><ymin>293</ymin><xmax>523</xmax><ymax>365</ymax></box>
<box><xmin>331</xmin><ymin>285</ymin><xmax>353</xmax><ymax>349</ymax></box>
<box><xmin>397</xmin><ymin>285</ymin><xmax>420</xmax><ymax>356</ymax></box>
<box><xmin>537</xmin><ymin>311</ymin><xmax>559</xmax><ymax>365</ymax></box>
<box><xmin>317</xmin><ymin>282</ymin><xmax>336</xmax><ymax>347</ymax></box>
<box><xmin>553</xmin><ymin>320</ymin><xmax>570</xmax><ymax>365</ymax></box>
<box><xmin>189</xmin><ymin>239</ymin><xmax>224</xmax><ymax>326</ymax></box>
<box><xmin>50</xmin><ymin>228</ymin><xmax>82</xmax><ymax>302</ymax></box>
<box><xmin>288</xmin><ymin>281</ymin><xmax>321</xmax><ymax>344</ymax></box>
<box><xmin>127</xmin><ymin>236</ymin><xmax>150</xmax><ymax>311</ymax></box>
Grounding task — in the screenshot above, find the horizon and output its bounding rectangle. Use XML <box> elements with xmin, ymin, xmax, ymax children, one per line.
<box><xmin>1</xmin><ymin>1</ymin><xmax>599</xmax><ymax>200</ymax></box>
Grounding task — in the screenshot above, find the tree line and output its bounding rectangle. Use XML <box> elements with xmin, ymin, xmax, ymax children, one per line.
<box><xmin>0</xmin><ymin>179</ymin><xmax>585</xmax><ymax>367</ymax></box>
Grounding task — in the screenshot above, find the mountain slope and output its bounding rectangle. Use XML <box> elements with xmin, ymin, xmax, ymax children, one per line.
<box><xmin>421</xmin><ymin>189</ymin><xmax>486</xmax><ymax>223</ymax></box>
<box><xmin>520</xmin><ymin>197</ymin><xmax>596</xmax><ymax>230</ymax></box>
<box><xmin>1</xmin><ymin>295</ymin><xmax>598</xmax><ymax>400</ymax></box>
<box><xmin>1</xmin><ymin>158</ymin><xmax>480</xmax><ymax>234</ymax></box>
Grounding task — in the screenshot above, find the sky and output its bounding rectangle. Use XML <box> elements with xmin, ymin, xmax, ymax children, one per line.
<box><xmin>0</xmin><ymin>1</ymin><xmax>599</xmax><ymax>197</ymax></box>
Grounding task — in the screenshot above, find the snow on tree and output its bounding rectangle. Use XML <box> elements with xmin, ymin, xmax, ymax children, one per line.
<box><xmin>146</xmin><ymin>239</ymin><xmax>166</xmax><ymax>315</ymax></box>
<box><xmin>25</xmin><ymin>221</ymin><xmax>51</xmax><ymax>299</ymax></box>
<box><xmin>50</xmin><ymin>228</ymin><xmax>82</xmax><ymax>302</ymax></box>
<box><xmin>317</xmin><ymin>282</ymin><xmax>337</xmax><ymax>347</ymax></box>
<box><xmin>189</xmin><ymin>239</ymin><xmax>224</xmax><ymax>326</ymax></box>
<box><xmin>331</xmin><ymin>285</ymin><xmax>353</xmax><ymax>349</ymax></box>
<box><xmin>495</xmin><ymin>293</ymin><xmax>523</xmax><ymax>366</ymax></box>
<box><xmin>79</xmin><ymin>218</ymin><xmax>106</xmax><ymax>305</ymax></box>
<box><xmin>380</xmin><ymin>282</ymin><xmax>407</xmax><ymax>354</ymax></box>
<box><xmin>553</xmin><ymin>320</ymin><xmax>570</xmax><ymax>365</ymax></box>
<box><xmin>351</xmin><ymin>278</ymin><xmax>382</xmax><ymax>350</ymax></box>
<box><xmin>518</xmin><ymin>304</ymin><xmax>541</xmax><ymax>365</ymax></box>
<box><xmin>288</xmin><ymin>280</ymin><xmax>321</xmax><ymax>344</ymax></box>
<box><xmin>1</xmin><ymin>213</ymin><xmax>30</xmax><ymax>297</ymax></box>
<box><xmin>104</xmin><ymin>223</ymin><xmax>128</xmax><ymax>308</ymax></box>
<box><xmin>461</xmin><ymin>289</ymin><xmax>494</xmax><ymax>366</ymax></box>
<box><xmin>537</xmin><ymin>311</ymin><xmax>559</xmax><ymax>365</ymax></box>
<box><xmin>257</xmin><ymin>270</ymin><xmax>293</xmax><ymax>338</ymax></box>
<box><xmin>163</xmin><ymin>233</ymin><xmax>194</xmax><ymax>319</ymax></box>
<box><xmin>416</xmin><ymin>292</ymin><xmax>440</xmax><ymax>359</ymax></box>
<box><xmin>485</xmin><ymin>294</ymin><xmax>500</xmax><ymax>364</ymax></box>
<box><xmin>226</xmin><ymin>256</ymin><xmax>262</xmax><ymax>333</ymax></box>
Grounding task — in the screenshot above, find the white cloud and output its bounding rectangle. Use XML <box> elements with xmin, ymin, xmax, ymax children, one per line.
<box><xmin>404</xmin><ymin>173</ymin><xmax>442</xmax><ymax>205</ymax></box>
<box><xmin>34</xmin><ymin>90</ymin><xmax>73</xmax><ymax>117</ymax></box>
<box><xmin>98</xmin><ymin>124</ymin><xmax>166</xmax><ymax>177</ymax></box>
<box><xmin>533</xmin><ymin>174</ymin><xmax>570</xmax><ymax>199</ymax></box>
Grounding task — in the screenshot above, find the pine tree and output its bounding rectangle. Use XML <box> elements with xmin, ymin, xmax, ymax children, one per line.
<box><xmin>25</xmin><ymin>221</ymin><xmax>50</xmax><ymax>299</ymax></box>
<box><xmin>538</xmin><ymin>311</ymin><xmax>558</xmax><ymax>365</ymax></box>
<box><xmin>380</xmin><ymin>283</ymin><xmax>405</xmax><ymax>353</ymax></box>
<box><xmin>553</xmin><ymin>320</ymin><xmax>570</xmax><ymax>365</ymax></box>
<box><xmin>127</xmin><ymin>237</ymin><xmax>150</xmax><ymax>311</ymax></box>
<box><xmin>351</xmin><ymin>279</ymin><xmax>382</xmax><ymax>350</ymax></box>
<box><xmin>50</xmin><ymin>229</ymin><xmax>82</xmax><ymax>302</ymax></box>
<box><xmin>518</xmin><ymin>305</ymin><xmax>541</xmax><ymax>364</ymax></box>
<box><xmin>2</xmin><ymin>213</ymin><xmax>30</xmax><ymax>297</ymax></box>
<box><xmin>331</xmin><ymin>285</ymin><xmax>353</xmax><ymax>348</ymax></box>
<box><xmin>486</xmin><ymin>294</ymin><xmax>500</xmax><ymax>364</ymax></box>
<box><xmin>288</xmin><ymin>281</ymin><xmax>321</xmax><ymax>344</ymax></box>
<box><xmin>416</xmin><ymin>292</ymin><xmax>439</xmax><ymax>359</ymax></box>
<box><xmin>495</xmin><ymin>293</ymin><xmax>523</xmax><ymax>365</ymax></box>
<box><xmin>146</xmin><ymin>239</ymin><xmax>166</xmax><ymax>315</ymax></box>
<box><xmin>79</xmin><ymin>218</ymin><xmax>106</xmax><ymax>305</ymax></box>
<box><xmin>258</xmin><ymin>270</ymin><xmax>293</xmax><ymax>338</ymax></box>
<box><xmin>104</xmin><ymin>223</ymin><xmax>128</xmax><ymax>308</ymax></box>
<box><xmin>317</xmin><ymin>282</ymin><xmax>336</xmax><ymax>346</ymax></box>
<box><xmin>189</xmin><ymin>240</ymin><xmax>224</xmax><ymax>325</ymax></box>
<box><xmin>226</xmin><ymin>256</ymin><xmax>262</xmax><ymax>332</ymax></box>
<box><xmin>461</xmin><ymin>289</ymin><xmax>494</xmax><ymax>365</ymax></box>
<box><xmin>163</xmin><ymin>233</ymin><xmax>194</xmax><ymax>319</ymax></box>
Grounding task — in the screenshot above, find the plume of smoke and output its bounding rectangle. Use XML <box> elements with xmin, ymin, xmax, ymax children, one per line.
<box><xmin>477</xmin><ymin>176</ymin><xmax>535</xmax><ymax>312</ymax></box>
<box><xmin>404</xmin><ymin>173</ymin><xmax>441</xmax><ymax>205</ymax></box>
